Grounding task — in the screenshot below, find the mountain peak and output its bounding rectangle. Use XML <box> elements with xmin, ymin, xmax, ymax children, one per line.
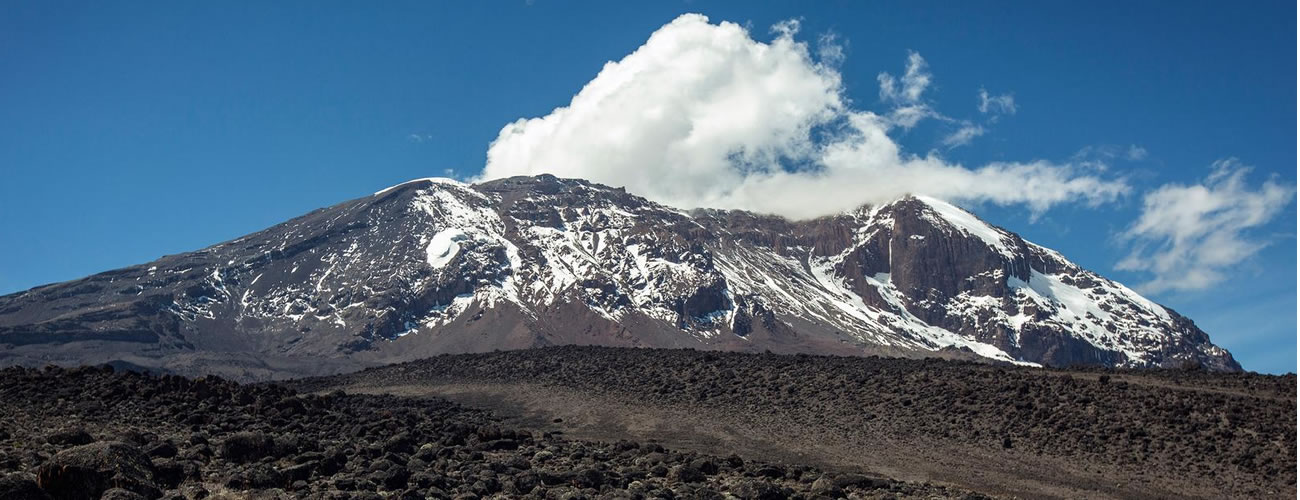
<box><xmin>0</xmin><ymin>173</ymin><xmax>1239</xmax><ymax>379</ymax></box>
<box><xmin>889</xmin><ymin>194</ymin><xmax>1019</xmax><ymax>258</ymax></box>
<box><xmin>373</xmin><ymin>177</ymin><xmax>467</xmax><ymax>197</ymax></box>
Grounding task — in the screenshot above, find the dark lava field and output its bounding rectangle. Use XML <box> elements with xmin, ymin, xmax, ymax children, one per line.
<box><xmin>0</xmin><ymin>347</ymin><xmax>1294</xmax><ymax>500</ymax></box>
<box><xmin>298</xmin><ymin>347</ymin><xmax>1296</xmax><ymax>499</ymax></box>
<box><xmin>0</xmin><ymin>363</ymin><xmax>986</xmax><ymax>500</ymax></box>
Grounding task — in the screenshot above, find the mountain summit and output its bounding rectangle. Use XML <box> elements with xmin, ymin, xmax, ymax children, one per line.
<box><xmin>0</xmin><ymin>175</ymin><xmax>1239</xmax><ymax>378</ymax></box>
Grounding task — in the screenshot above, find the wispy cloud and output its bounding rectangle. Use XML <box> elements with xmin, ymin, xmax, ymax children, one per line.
<box><xmin>876</xmin><ymin>55</ymin><xmax>1013</xmax><ymax>149</ymax></box>
<box><xmin>877</xmin><ymin>50</ymin><xmax>936</xmax><ymax>129</ymax></box>
<box><xmin>941</xmin><ymin>122</ymin><xmax>985</xmax><ymax>148</ymax></box>
<box><xmin>1070</xmin><ymin>144</ymin><xmax>1150</xmax><ymax>171</ymax></box>
<box><xmin>1117</xmin><ymin>158</ymin><xmax>1295</xmax><ymax>293</ymax></box>
<box><xmin>816</xmin><ymin>31</ymin><xmax>846</xmax><ymax>67</ymax></box>
<box><xmin>977</xmin><ymin>88</ymin><xmax>1017</xmax><ymax>115</ymax></box>
<box><xmin>479</xmin><ymin>13</ymin><xmax>1128</xmax><ymax>219</ymax></box>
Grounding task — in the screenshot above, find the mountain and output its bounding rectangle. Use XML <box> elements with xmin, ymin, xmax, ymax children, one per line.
<box><xmin>0</xmin><ymin>175</ymin><xmax>1240</xmax><ymax>378</ymax></box>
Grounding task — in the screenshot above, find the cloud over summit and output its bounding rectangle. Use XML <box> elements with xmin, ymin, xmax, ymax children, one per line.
<box><xmin>479</xmin><ymin>14</ymin><xmax>1126</xmax><ymax>219</ymax></box>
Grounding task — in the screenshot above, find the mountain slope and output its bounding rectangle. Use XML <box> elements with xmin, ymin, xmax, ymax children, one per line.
<box><xmin>0</xmin><ymin>175</ymin><xmax>1239</xmax><ymax>378</ymax></box>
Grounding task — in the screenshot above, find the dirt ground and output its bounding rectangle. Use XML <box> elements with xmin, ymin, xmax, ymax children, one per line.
<box><xmin>302</xmin><ymin>346</ymin><xmax>1297</xmax><ymax>500</ymax></box>
<box><xmin>0</xmin><ymin>365</ymin><xmax>995</xmax><ymax>499</ymax></box>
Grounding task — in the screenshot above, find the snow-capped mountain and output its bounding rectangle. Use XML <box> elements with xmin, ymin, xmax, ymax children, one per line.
<box><xmin>0</xmin><ymin>175</ymin><xmax>1239</xmax><ymax>378</ymax></box>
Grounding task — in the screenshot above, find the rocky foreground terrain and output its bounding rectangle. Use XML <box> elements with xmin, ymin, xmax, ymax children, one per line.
<box><xmin>0</xmin><ymin>347</ymin><xmax>1292</xmax><ymax>499</ymax></box>
<box><xmin>299</xmin><ymin>347</ymin><xmax>1295</xmax><ymax>499</ymax></box>
<box><xmin>0</xmin><ymin>363</ymin><xmax>988</xmax><ymax>500</ymax></box>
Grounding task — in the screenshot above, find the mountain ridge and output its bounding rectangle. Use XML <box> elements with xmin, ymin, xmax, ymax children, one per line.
<box><xmin>0</xmin><ymin>174</ymin><xmax>1240</xmax><ymax>378</ymax></box>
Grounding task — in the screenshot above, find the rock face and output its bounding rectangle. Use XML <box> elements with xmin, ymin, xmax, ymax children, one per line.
<box><xmin>0</xmin><ymin>175</ymin><xmax>1239</xmax><ymax>377</ymax></box>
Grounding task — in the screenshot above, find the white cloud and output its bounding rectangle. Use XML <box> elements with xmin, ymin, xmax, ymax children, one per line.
<box><xmin>1070</xmin><ymin>144</ymin><xmax>1150</xmax><ymax>172</ymax></box>
<box><xmin>977</xmin><ymin>88</ymin><xmax>1017</xmax><ymax>115</ymax></box>
<box><xmin>1117</xmin><ymin>159</ymin><xmax>1295</xmax><ymax>294</ymax></box>
<box><xmin>877</xmin><ymin>50</ymin><xmax>937</xmax><ymax>129</ymax></box>
<box><xmin>816</xmin><ymin>32</ymin><xmax>845</xmax><ymax>67</ymax></box>
<box><xmin>878</xmin><ymin>50</ymin><xmax>931</xmax><ymax>105</ymax></box>
<box><xmin>941</xmin><ymin>122</ymin><xmax>985</xmax><ymax>149</ymax></box>
<box><xmin>770</xmin><ymin>17</ymin><xmax>802</xmax><ymax>37</ymax></box>
<box><xmin>479</xmin><ymin>13</ymin><xmax>1128</xmax><ymax>220</ymax></box>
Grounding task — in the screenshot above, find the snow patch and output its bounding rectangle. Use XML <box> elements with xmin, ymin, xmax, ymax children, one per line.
<box><xmin>373</xmin><ymin>177</ymin><xmax>465</xmax><ymax>197</ymax></box>
<box><xmin>914</xmin><ymin>195</ymin><xmax>1014</xmax><ymax>258</ymax></box>
<box><xmin>426</xmin><ymin>228</ymin><xmax>470</xmax><ymax>269</ymax></box>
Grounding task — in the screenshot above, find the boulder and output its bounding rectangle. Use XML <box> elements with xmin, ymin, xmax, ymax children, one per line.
<box><xmin>0</xmin><ymin>472</ymin><xmax>51</xmax><ymax>500</ymax></box>
<box><xmin>35</xmin><ymin>441</ymin><xmax>160</xmax><ymax>500</ymax></box>
<box><xmin>45</xmin><ymin>428</ymin><xmax>94</xmax><ymax>447</ymax></box>
<box><xmin>217</xmin><ymin>432</ymin><xmax>274</xmax><ymax>463</ymax></box>
<box><xmin>729</xmin><ymin>479</ymin><xmax>787</xmax><ymax>500</ymax></box>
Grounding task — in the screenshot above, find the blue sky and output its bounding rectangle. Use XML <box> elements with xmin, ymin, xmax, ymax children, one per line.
<box><xmin>1</xmin><ymin>2</ymin><xmax>1295</xmax><ymax>373</ymax></box>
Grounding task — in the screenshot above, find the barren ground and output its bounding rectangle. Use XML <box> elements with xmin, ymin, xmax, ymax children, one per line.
<box><xmin>297</xmin><ymin>346</ymin><xmax>1296</xmax><ymax>500</ymax></box>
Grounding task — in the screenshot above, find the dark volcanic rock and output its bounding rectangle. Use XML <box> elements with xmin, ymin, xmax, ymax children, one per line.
<box><xmin>149</xmin><ymin>459</ymin><xmax>197</xmax><ymax>490</ymax></box>
<box><xmin>99</xmin><ymin>489</ymin><xmax>147</xmax><ymax>500</ymax></box>
<box><xmin>0</xmin><ymin>364</ymin><xmax>996</xmax><ymax>499</ymax></box>
<box><xmin>298</xmin><ymin>345</ymin><xmax>1296</xmax><ymax>499</ymax></box>
<box><xmin>35</xmin><ymin>441</ymin><xmax>159</xmax><ymax>500</ymax></box>
<box><xmin>729</xmin><ymin>479</ymin><xmax>788</xmax><ymax>500</ymax></box>
<box><xmin>0</xmin><ymin>473</ymin><xmax>50</xmax><ymax>500</ymax></box>
<box><xmin>217</xmin><ymin>432</ymin><xmax>275</xmax><ymax>464</ymax></box>
<box><xmin>224</xmin><ymin>464</ymin><xmax>282</xmax><ymax>490</ymax></box>
<box><xmin>145</xmin><ymin>442</ymin><xmax>176</xmax><ymax>459</ymax></box>
<box><xmin>45</xmin><ymin>428</ymin><xmax>94</xmax><ymax>447</ymax></box>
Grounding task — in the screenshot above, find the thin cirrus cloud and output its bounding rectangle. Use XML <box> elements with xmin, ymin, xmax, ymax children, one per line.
<box><xmin>1117</xmin><ymin>159</ymin><xmax>1295</xmax><ymax>294</ymax></box>
<box><xmin>978</xmin><ymin>88</ymin><xmax>1017</xmax><ymax>115</ymax></box>
<box><xmin>478</xmin><ymin>13</ymin><xmax>1128</xmax><ymax>220</ymax></box>
<box><xmin>940</xmin><ymin>123</ymin><xmax>985</xmax><ymax>149</ymax></box>
<box><xmin>937</xmin><ymin>88</ymin><xmax>1013</xmax><ymax>148</ymax></box>
<box><xmin>877</xmin><ymin>50</ymin><xmax>936</xmax><ymax>129</ymax></box>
